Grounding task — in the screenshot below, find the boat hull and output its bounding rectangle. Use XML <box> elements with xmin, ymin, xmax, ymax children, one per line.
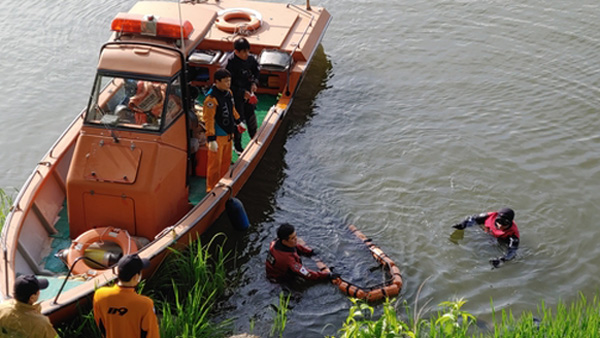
<box><xmin>0</xmin><ymin>0</ymin><xmax>331</xmax><ymax>324</ymax></box>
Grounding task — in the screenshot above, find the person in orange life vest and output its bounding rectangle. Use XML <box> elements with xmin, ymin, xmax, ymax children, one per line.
<box><xmin>128</xmin><ymin>80</ymin><xmax>167</xmax><ymax>125</ymax></box>
<box><xmin>203</xmin><ymin>69</ymin><xmax>247</xmax><ymax>192</ymax></box>
<box><xmin>225</xmin><ymin>37</ymin><xmax>260</xmax><ymax>154</ymax></box>
<box><xmin>266</xmin><ymin>223</ymin><xmax>341</xmax><ymax>283</ymax></box>
<box><xmin>93</xmin><ymin>254</ymin><xmax>159</xmax><ymax>338</ymax></box>
<box><xmin>452</xmin><ymin>207</ymin><xmax>520</xmax><ymax>268</ymax></box>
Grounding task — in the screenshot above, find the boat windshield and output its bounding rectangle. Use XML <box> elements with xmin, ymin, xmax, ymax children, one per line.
<box><xmin>85</xmin><ymin>74</ymin><xmax>183</xmax><ymax>131</ymax></box>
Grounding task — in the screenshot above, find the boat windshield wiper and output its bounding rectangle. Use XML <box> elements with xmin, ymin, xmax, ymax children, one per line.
<box><xmin>110</xmin><ymin>130</ymin><xmax>120</xmax><ymax>143</ymax></box>
<box><xmin>94</xmin><ymin>104</ymin><xmax>120</xmax><ymax>143</ymax></box>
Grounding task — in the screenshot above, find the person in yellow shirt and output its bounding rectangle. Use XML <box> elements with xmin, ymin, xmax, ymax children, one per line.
<box><xmin>203</xmin><ymin>68</ymin><xmax>246</xmax><ymax>192</ymax></box>
<box><xmin>93</xmin><ymin>254</ymin><xmax>159</xmax><ymax>338</ymax></box>
<box><xmin>0</xmin><ymin>274</ymin><xmax>58</xmax><ymax>337</ymax></box>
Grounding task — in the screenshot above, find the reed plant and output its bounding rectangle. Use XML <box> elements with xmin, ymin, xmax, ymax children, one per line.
<box><xmin>336</xmin><ymin>298</ymin><xmax>413</xmax><ymax>337</ymax></box>
<box><xmin>150</xmin><ymin>233</ymin><xmax>232</xmax><ymax>337</ymax></box>
<box><xmin>270</xmin><ymin>291</ymin><xmax>291</xmax><ymax>337</ymax></box>
<box><xmin>57</xmin><ymin>233</ymin><xmax>233</xmax><ymax>337</ymax></box>
<box><xmin>159</xmin><ymin>280</ymin><xmax>230</xmax><ymax>337</ymax></box>
<box><xmin>148</xmin><ymin>233</ymin><xmax>229</xmax><ymax>300</ymax></box>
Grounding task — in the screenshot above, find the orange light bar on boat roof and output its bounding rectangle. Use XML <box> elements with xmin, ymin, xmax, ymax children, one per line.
<box><xmin>111</xmin><ymin>13</ymin><xmax>194</xmax><ymax>39</ymax></box>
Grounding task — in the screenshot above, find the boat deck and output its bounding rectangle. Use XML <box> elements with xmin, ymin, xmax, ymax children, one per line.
<box><xmin>38</xmin><ymin>93</ymin><xmax>278</xmax><ymax>301</ymax></box>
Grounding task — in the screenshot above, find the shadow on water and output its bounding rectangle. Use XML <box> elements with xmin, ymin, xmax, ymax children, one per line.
<box><xmin>202</xmin><ymin>44</ymin><xmax>332</xmax><ymax>249</ymax></box>
<box><xmin>195</xmin><ymin>45</ymin><xmax>335</xmax><ymax>335</ymax></box>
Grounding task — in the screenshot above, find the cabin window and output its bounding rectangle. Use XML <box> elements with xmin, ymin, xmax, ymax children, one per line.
<box><xmin>85</xmin><ymin>75</ymin><xmax>183</xmax><ymax>131</ymax></box>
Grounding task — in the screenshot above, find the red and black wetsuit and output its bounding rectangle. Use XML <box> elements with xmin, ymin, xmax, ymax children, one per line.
<box><xmin>472</xmin><ymin>212</ymin><xmax>520</xmax><ymax>261</ymax></box>
<box><xmin>265</xmin><ymin>239</ymin><xmax>330</xmax><ymax>283</ymax></box>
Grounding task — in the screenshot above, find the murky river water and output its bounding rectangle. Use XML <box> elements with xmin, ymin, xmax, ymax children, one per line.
<box><xmin>1</xmin><ymin>0</ymin><xmax>600</xmax><ymax>336</ymax></box>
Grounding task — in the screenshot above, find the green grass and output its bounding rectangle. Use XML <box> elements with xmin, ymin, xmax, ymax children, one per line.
<box><xmin>270</xmin><ymin>292</ymin><xmax>291</xmax><ymax>338</ymax></box>
<box><xmin>324</xmin><ymin>292</ymin><xmax>600</xmax><ymax>338</ymax></box>
<box><xmin>149</xmin><ymin>233</ymin><xmax>232</xmax><ymax>337</ymax></box>
<box><xmin>489</xmin><ymin>293</ymin><xmax>600</xmax><ymax>338</ymax></box>
<box><xmin>0</xmin><ymin>188</ymin><xmax>14</xmax><ymax>231</ymax></box>
<box><xmin>56</xmin><ymin>233</ymin><xmax>234</xmax><ymax>337</ymax></box>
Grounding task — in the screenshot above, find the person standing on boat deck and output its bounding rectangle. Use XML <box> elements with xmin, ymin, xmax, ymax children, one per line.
<box><xmin>266</xmin><ymin>223</ymin><xmax>341</xmax><ymax>283</ymax></box>
<box><xmin>203</xmin><ymin>68</ymin><xmax>247</xmax><ymax>192</ymax></box>
<box><xmin>452</xmin><ymin>207</ymin><xmax>520</xmax><ymax>268</ymax></box>
<box><xmin>0</xmin><ymin>274</ymin><xmax>58</xmax><ymax>337</ymax></box>
<box><xmin>93</xmin><ymin>254</ymin><xmax>159</xmax><ymax>338</ymax></box>
<box><xmin>225</xmin><ymin>37</ymin><xmax>260</xmax><ymax>154</ymax></box>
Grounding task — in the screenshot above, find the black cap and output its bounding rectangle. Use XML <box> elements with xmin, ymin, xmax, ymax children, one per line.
<box><xmin>117</xmin><ymin>254</ymin><xmax>150</xmax><ymax>282</ymax></box>
<box><xmin>14</xmin><ymin>274</ymin><xmax>49</xmax><ymax>303</ymax></box>
<box><xmin>498</xmin><ymin>208</ymin><xmax>515</xmax><ymax>222</ymax></box>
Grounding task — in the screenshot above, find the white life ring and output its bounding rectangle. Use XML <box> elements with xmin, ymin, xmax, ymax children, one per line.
<box><xmin>215</xmin><ymin>8</ymin><xmax>262</xmax><ymax>33</ymax></box>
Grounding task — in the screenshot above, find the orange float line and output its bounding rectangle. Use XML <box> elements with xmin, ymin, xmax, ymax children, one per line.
<box><xmin>314</xmin><ymin>224</ymin><xmax>403</xmax><ymax>302</ymax></box>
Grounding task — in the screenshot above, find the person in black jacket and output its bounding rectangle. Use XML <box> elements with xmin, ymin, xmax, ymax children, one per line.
<box><xmin>225</xmin><ymin>37</ymin><xmax>260</xmax><ymax>154</ymax></box>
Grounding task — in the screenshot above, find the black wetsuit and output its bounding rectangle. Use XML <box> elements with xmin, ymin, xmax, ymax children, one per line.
<box><xmin>225</xmin><ymin>53</ymin><xmax>260</xmax><ymax>151</ymax></box>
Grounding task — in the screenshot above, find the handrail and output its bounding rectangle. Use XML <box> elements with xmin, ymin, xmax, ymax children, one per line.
<box><xmin>1</xmin><ymin>169</ymin><xmax>43</xmax><ymax>253</ymax></box>
<box><xmin>283</xmin><ymin>8</ymin><xmax>314</xmax><ymax>96</ymax></box>
<box><xmin>0</xmin><ymin>111</ymin><xmax>83</xmax><ymax>253</ymax></box>
<box><xmin>49</xmin><ymin>112</ymin><xmax>85</xmax><ymax>160</ymax></box>
<box><xmin>227</xmin><ymin>105</ymin><xmax>279</xmax><ymax>178</ymax></box>
<box><xmin>52</xmin><ymin>256</ymin><xmax>109</xmax><ymax>305</ymax></box>
<box><xmin>3</xmin><ymin>249</ymin><xmax>8</xmax><ymax>298</ymax></box>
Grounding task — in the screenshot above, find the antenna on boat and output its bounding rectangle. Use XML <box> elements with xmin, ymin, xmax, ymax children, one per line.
<box><xmin>177</xmin><ymin>1</ymin><xmax>187</xmax><ymax>53</ymax></box>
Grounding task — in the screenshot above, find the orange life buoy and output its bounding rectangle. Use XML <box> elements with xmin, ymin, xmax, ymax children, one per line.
<box><xmin>66</xmin><ymin>227</ymin><xmax>138</xmax><ymax>277</ymax></box>
<box><xmin>313</xmin><ymin>224</ymin><xmax>403</xmax><ymax>302</ymax></box>
<box><xmin>215</xmin><ymin>8</ymin><xmax>262</xmax><ymax>33</ymax></box>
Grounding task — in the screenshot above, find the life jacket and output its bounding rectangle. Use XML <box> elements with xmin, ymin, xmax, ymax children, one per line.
<box><xmin>206</xmin><ymin>85</ymin><xmax>236</xmax><ymax>134</ymax></box>
<box><xmin>484</xmin><ymin>212</ymin><xmax>520</xmax><ymax>239</ymax></box>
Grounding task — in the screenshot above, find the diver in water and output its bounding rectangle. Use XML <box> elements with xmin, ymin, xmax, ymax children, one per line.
<box><xmin>452</xmin><ymin>207</ymin><xmax>520</xmax><ymax>268</ymax></box>
<box><xmin>266</xmin><ymin>223</ymin><xmax>340</xmax><ymax>284</ymax></box>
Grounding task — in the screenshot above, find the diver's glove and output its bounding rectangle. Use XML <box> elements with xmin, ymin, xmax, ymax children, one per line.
<box><xmin>248</xmin><ymin>93</ymin><xmax>258</xmax><ymax>105</ymax></box>
<box><xmin>490</xmin><ymin>257</ymin><xmax>505</xmax><ymax>268</ymax></box>
<box><xmin>452</xmin><ymin>222</ymin><xmax>467</xmax><ymax>230</ymax></box>
<box><xmin>328</xmin><ymin>272</ymin><xmax>341</xmax><ymax>280</ymax></box>
<box><xmin>452</xmin><ymin>216</ymin><xmax>476</xmax><ymax>229</ymax></box>
<box><xmin>237</xmin><ymin>122</ymin><xmax>247</xmax><ymax>133</ymax></box>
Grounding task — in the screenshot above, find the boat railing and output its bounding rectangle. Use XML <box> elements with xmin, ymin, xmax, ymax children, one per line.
<box><xmin>52</xmin><ymin>256</ymin><xmax>108</xmax><ymax>305</ymax></box>
<box><xmin>228</xmin><ymin>105</ymin><xmax>282</xmax><ymax>178</ymax></box>
<box><xmin>1</xmin><ymin>167</ymin><xmax>46</xmax><ymax>297</ymax></box>
<box><xmin>48</xmin><ymin>111</ymin><xmax>85</xmax><ymax>160</ymax></box>
<box><xmin>0</xmin><ymin>111</ymin><xmax>84</xmax><ymax>253</ymax></box>
<box><xmin>284</xmin><ymin>4</ymin><xmax>314</xmax><ymax>95</ymax></box>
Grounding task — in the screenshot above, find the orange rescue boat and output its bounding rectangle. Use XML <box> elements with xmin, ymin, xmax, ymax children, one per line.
<box><xmin>0</xmin><ymin>0</ymin><xmax>331</xmax><ymax>324</ymax></box>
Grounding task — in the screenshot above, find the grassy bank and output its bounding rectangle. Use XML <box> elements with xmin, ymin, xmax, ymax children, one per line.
<box><xmin>324</xmin><ymin>293</ymin><xmax>600</xmax><ymax>337</ymax></box>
